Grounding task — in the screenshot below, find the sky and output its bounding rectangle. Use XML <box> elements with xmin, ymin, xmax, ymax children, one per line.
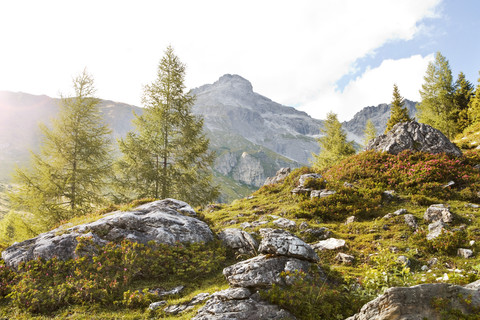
<box><xmin>0</xmin><ymin>0</ymin><xmax>479</xmax><ymax>121</ymax></box>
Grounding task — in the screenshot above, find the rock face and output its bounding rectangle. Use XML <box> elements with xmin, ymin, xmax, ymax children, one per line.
<box><xmin>264</xmin><ymin>167</ymin><xmax>291</xmax><ymax>186</ymax></box>
<box><xmin>346</xmin><ymin>282</ymin><xmax>480</xmax><ymax>320</ymax></box>
<box><xmin>218</xmin><ymin>228</ymin><xmax>258</xmax><ymax>256</ymax></box>
<box><xmin>193</xmin><ymin>288</ymin><xmax>296</xmax><ymax>320</ymax></box>
<box><xmin>366</xmin><ymin>121</ymin><xmax>462</xmax><ymax>156</ymax></box>
<box><xmin>2</xmin><ymin>199</ymin><xmax>213</xmax><ymax>268</ymax></box>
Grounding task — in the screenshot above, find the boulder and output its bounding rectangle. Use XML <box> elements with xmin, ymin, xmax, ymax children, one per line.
<box><xmin>218</xmin><ymin>228</ymin><xmax>258</xmax><ymax>256</ymax></box>
<box><xmin>366</xmin><ymin>121</ymin><xmax>462</xmax><ymax>156</ymax></box>
<box><xmin>264</xmin><ymin>167</ymin><xmax>291</xmax><ymax>186</ymax></box>
<box><xmin>312</xmin><ymin>238</ymin><xmax>346</xmax><ymax>251</ymax></box>
<box><xmin>258</xmin><ymin>228</ymin><xmax>319</xmax><ymax>262</ymax></box>
<box><xmin>193</xmin><ymin>288</ymin><xmax>296</xmax><ymax>320</ymax></box>
<box><xmin>457</xmin><ymin>248</ymin><xmax>474</xmax><ymax>259</ymax></box>
<box><xmin>223</xmin><ymin>254</ymin><xmax>312</xmax><ymax>288</ymax></box>
<box><xmin>424</xmin><ymin>204</ymin><xmax>454</xmax><ymax>223</ymax></box>
<box><xmin>2</xmin><ymin>199</ymin><xmax>213</xmax><ymax>268</ymax></box>
<box><xmin>335</xmin><ymin>252</ymin><xmax>355</xmax><ymax>264</ymax></box>
<box><xmin>346</xmin><ymin>283</ymin><xmax>480</xmax><ymax>320</ymax></box>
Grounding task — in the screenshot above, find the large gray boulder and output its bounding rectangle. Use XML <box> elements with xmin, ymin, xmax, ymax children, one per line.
<box><xmin>346</xmin><ymin>282</ymin><xmax>480</xmax><ymax>320</ymax></box>
<box><xmin>2</xmin><ymin>199</ymin><xmax>214</xmax><ymax>268</ymax></box>
<box><xmin>193</xmin><ymin>288</ymin><xmax>296</xmax><ymax>320</ymax></box>
<box><xmin>366</xmin><ymin>121</ymin><xmax>462</xmax><ymax>156</ymax></box>
<box><xmin>258</xmin><ymin>228</ymin><xmax>319</xmax><ymax>262</ymax></box>
<box><xmin>223</xmin><ymin>254</ymin><xmax>312</xmax><ymax>289</ymax></box>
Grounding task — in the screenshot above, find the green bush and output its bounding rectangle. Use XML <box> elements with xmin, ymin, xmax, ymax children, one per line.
<box><xmin>5</xmin><ymin>237</ymin><xmax>226</xmax><ymax>314</ymax></box>
<box><xmin>260</xmin><ymin>269</ymin><xmax>365</xmax><ymax>320</ymax></box>
<box><xmin>413</xmin><ymin>229</ymin><xmax>468</xmax><ymax>256</ymax></box>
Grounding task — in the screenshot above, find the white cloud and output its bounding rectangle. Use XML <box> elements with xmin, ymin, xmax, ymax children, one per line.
<box><xmin>300</xmin><ymin>54</ymin><xmax>435</xmax><ymax>121</ymax></box>
<box><xmin>0</xmin><ymin>0</ymin><xmax>441</xmax><ymax>119</ymax></box>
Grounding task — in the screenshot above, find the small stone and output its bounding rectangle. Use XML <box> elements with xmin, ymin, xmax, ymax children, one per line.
<box><xmin>343</xmin><ymin>182</ymin><xmax>355</xmax><ymax>188</ymax></box>
<box><xmin>313</xmin><ymin>238</ymin><xmax>346</xmax><ymax>251</ymax></box>
<box><xmin>404</xmin><ymin>214</ymin><xmax>418</xmax><ymax>230</ymax></box>
<box><xmin>335</xmin><ymin>252</ymin><xmax>354</xmax><ymax>264</ymax></box>
<box><xmin>458</xmin><ymin>248</ymin><xmax>474</xmax><ymax>259</ymax></box>
<box><xmin>310</xmin><ymin>189</ymin><xmax>336</xmax><ymax>199</ymax></box>
<box><xmin>299</xmin><ymin>222</ymin><xmax>309</xmax><ymax>229</ymax></box>
<box><xmin>424</xmin><ymin>204</ymin><xmax>453</xmax><ymax>223</ymax></box>
<box><xmin>470</xmin><ymin>240</ymin><xmax>476</xmax><ymax>246</ymax></box>
<box><xmin>421</xmin><ymin>265</ymin><xmax>429</xmax><ymax>271</ymax></box>
<box><xmin>394</xmin><ymin>209</ymin><xmax>407</xmax><ymax>215</ymax></box>
<box><xmin>148</xmin><ymin>301</ymin><xmax>167</xmax><ymax>310</ymax></box>
<box><xmin>345</xmin><ymin>216</ymin><xmax>356</xmax><ymax>224</ymax></box>
<box><xmin>428</xmin><ymin>257</ymin><xmax>438</xmax><ymax>266</ymax></box>
<box><xmin>397</xmin><ymin>255</ymin><xmax>410</xmax><ymax>266</ymax></box>
<box><xmin>273</xmin><ymin>218</ymin><xmax>296</xmax><ymax>229</ymax></box>
<box><xmin>382</xmin><ymin>190</ymin><xmax>396</xmax><ymax>201</ymax></box>
<box><xmin>291</xmin><ymin>187</ymin><xmax>311</xmax><ymax>195</ymax></box>
<box><xmin>383</xmin><ymin>213</ymin><xmax>394</xmax><ymax>219</ymax></box>
<box><xmin>390</xmin><ymin>246</ymin><xmax>399</xmax><ymax>253</ymax></box>
<box><xmin>466</xmin><ymin>203</ymin><xmax>480</xmax><ymax>209</ymax></box>
<box><xmin>300</xmin><ymin>227</ymin><xmax>331</xmax><ymax>240</ymax></box>
<box><xmin>442</xmin><ymin>181</ymin><xmax>455</xmax><ymax>188</ymax></box>
<box><xmin>427</xmin><ymin>220</ymin><xmax>446</xmax><ymax>240</ymax></box>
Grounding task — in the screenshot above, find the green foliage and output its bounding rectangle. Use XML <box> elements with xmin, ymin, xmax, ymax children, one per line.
<box><xmin>431</xmin><ymin>296</ymin><xmax>480</xmax><ymax>319</ymax></box>
<box><xmin>468</xmin><ymin>72</ymin><xmax>480</xmax><ymax>125</ymax></box>
<box><xmin>453</xmin><ymin>72</ymin><xmax>474</xmax><ymax>132</ymax></box>
<box><xmin>385</xmin><ymin>84</ymin><xmax>412</xmax><ymax>134</ymax></box>
<box><xmin>10</xmin><ymin>70</ymin><xmax>112</xmax><ymax>230</ymax></box>
<box><xmin>311</xmin><ymin>112</ymin><xmax>356</xmax><ymax>171</ymax></box>
<box><xmin>0</xmin><ymin>259</ymin><xmax>15</xmax><ymax>299</ymax></box>
<box><xmin>323</xmin><ymin>150</ymin><xmax>480</xmax><ymax>199</ymax></box>
<box><xmin>417</xmin><ymin>52</ymin><xmax>457</xmax><ymax>139</ymax></box>
<box><xmin>115</xmin><ymin>46</ymin><xmax>218</xmax><ymax>206</ymax></box>
<box><xmin>0</xmin><ymin>211</ymin><xmax>39</xmax><ymax>245</ymax></box>
<box><xmin>261</xmin><ymin>269</ymin><xmax>364</xmax><ymax>320</ymax></box>
<box><xmin>361</xmin><ymin>248</ymin><xmax>413</xmax><ymax>296</ymax></box>
<box><xmin>363</xmin><ymin>119</ymin><xmax>377</xmax><ymax>146</ymax></box>
<box><xmin>5</xmin><ymin>238</ymin><xmax>226</xmax><ymax>314</ymax></box>
<box><xmin>413</xmin><ymin>229</ymin><xmax>468</xmax><ymax>256</ymax></box>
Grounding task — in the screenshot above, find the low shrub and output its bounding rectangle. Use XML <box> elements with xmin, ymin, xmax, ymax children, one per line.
<box><xmin>412</xmin><ymin>229</ymin><xmax>468</xmax><ymax>256</ymax></box>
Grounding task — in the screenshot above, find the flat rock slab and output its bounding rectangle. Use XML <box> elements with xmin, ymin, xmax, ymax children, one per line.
<box><xmin>346</xmin><ymin>283</ymin><xmax>480</xmax><ymax>320</ymax></box>
<box><xmin>312</xmin><ymin>238</ymin><xmax>346</xmax><ymax>251</ymax></box>
<box><xmin>223</xmin><ymin>254</ymin><xmax>312</xmax><ymax>288</ymax></box>
<box><xmin>2</xmin><ymin>199</ymin><xmax>214</xmax><ymax>268</ymax></box>
<box><xmin>258</xmin><ymin>228</ymin><xmax>319</xmax><ymax>262</ymax></box>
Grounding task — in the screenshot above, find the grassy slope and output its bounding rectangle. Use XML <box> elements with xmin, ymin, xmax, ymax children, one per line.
<box><xmin>1</xmin><ymin>149</ymin><xmax>480</xmax><ymax>319</ymax></box>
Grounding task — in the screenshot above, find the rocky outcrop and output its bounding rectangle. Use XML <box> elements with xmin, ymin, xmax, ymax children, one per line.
<box><xmin>346</xmin><ymin>282</ymin><xmax>480</xmax><ymax>320</ymax></box>
<box><xmin>2</xmin><ymin>199</ymin><xmax>213</xmax><ymax>268</ymax></box>
<box><xmin>366</xmin><ymin>121</ymin><xmax>462</xmax><ymax>156</ymax></box>
<box><xmin>218</xmin><ymin>228</ymin><xmax>258</xmax><ymax>256</ymax></box>
<box><xmin>193</xmin><ymin>288</ymin><xmax>295</xmax><ymax>320</ymax></box>
<box><xmin>264</xmin><ymin>167</ymin><xmax>291</xmax><ymax>186</ymax></box>
<box><xmin>258</xmin><ymin>228</ymin><xmax>319</xmax><ymax>262</ymax></box>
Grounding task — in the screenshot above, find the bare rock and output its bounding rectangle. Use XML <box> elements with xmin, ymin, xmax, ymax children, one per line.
<box><xmin>300</xmin><ymin>227</ymin><xmax>331</xmax><ymax>240</ymax></box>
<box><xmin>366</xmin><ymin>121</ymin><xmax>462</xmax><ymax>156</ymax></box>
<box><xmin>394</xmin><ymin>208</ymin><xmax>407</xmax><ymax>215</ymax></box>
<box><xmin>310</xmin><ymin>189</ymin><xmax>336</xmax><ymax>199</ymax></box>
<box><xmin>258</xmin><ymin>228</ymin><xmax>319</xmax><ymax>262</ymax></box>
<box><xmin>335</xmin><ymin>252</ymin><xmax>355</xmax><ymax>264</ymax></box>
<box><xmin>2</xmin><ymin>199</ymin><xmax>213</xmax><ymax>268</ymax></box>
<box><xmin>218</xmin><ymin>228</ymin><xmax>258</xmax><ymax>256</ymax></box>
<box><xmin>427</xmin><ymin>220</ymin><xmax>446</xmax><ymax>240</ymax></box>
<box><xmin>404</xmin><ymin>214</ymin><xmax>418</xmax><ymax>230</ymax></box>
<box><xmin>346</xmin><ymin>283</ymin><xmax>480</xmax><ymax>320</ymax></box>
<box><xmin>264</xmin><ymin>167</ymin><xmax>291</xmax><ymax>186</ymax></box>
<box><xmin>345</xmin><ymin>216</ymin><xmax>357</xmax><ymax>224</ymax></box>
<box><xmin>298</xmin><ymin>173</ymin><xmax>323</xmax><ymax>187</ymax></box>
<box><xmin>223</xmin><ymin>254</ymin><xmax>313</xmax><ymax>288</ymax></box>
<box><xmin>312</xmin><ymin>238</ymin><xmax>346</xmax><ymax>251</ymax></box>
<box><xmin>424</xmin><ymin>204</ymin><xmax>453</xmax><ymax>223</ymax></box>
<box><xmin>193</xmin><ymin>287</ymin><xmax>296</xmax><ymax>320</ymax></box>
<box><xmin>457</xmin><ymin>248</ymin><xmax>474</xmax><ymax>259</ymax></box>
<box><xmin>273</xmin><ymin>218</ymin><xmax>296</xmax><ymax>229</ymax></box>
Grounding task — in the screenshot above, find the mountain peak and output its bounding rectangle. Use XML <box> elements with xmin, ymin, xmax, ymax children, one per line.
<box><xmin>214</xmin><ymin>74</ymin><xmax>253</xmax><ymax>92</ymax></box>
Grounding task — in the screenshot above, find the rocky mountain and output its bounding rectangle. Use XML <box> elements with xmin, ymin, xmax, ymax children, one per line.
<box><xmin>343</xmin><ymin>99</ymin><xmax>417</xmax><ymax>143</ymax></box>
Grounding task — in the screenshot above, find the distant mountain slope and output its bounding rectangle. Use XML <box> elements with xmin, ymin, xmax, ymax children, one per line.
<box><xmin>343</xmin><ymin>99</ymin><xmax>417</xmax><ymax>143</ymax></box>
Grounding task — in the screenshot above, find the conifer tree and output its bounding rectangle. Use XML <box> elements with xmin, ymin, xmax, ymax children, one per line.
<box><xmin>453</xmin><ymin>72</ymin><xmax>474</xmax><ymax>133</ymax></box>
<box><xmin>417</xmin><ymin>52</ymin><xmax>456</xmax><ymax>139</ymax></box>
<box><xmin>364</xmin><ymin>119</ymin><xmax>377</xmax><ymax>147</ymax></box>
<box><xmin>385</xmin><ymin>84</ymin><xmax>412</xmax><ymax>133</ymax></box>
<box><xmin>10</xmin><ymin>70</ymin><xmax>112</xmax><ymax>229</ymax></box>
<box><xmin>115</xmin><ymin>46</ymin><xmax>218</xmax><ymax>206</ymax></box>
<box><xmin>468</xmin><ymin>72</ymin><xmax>480</xmax><ymax>125</ymax></box>
<box><xmin>312</xmin><ymin>112</ymin><xmax>356</xmax><ymax>171</ymax></box>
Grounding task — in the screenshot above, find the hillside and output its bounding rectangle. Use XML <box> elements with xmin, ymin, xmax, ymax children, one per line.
<box><xmin>1</xmin><ymin>123</ymin><xmax>480</xmax><ymax>319</ymax></box>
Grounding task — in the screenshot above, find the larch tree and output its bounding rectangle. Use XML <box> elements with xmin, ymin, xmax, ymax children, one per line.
<box><xmin>363</xmin><ymin>119</ymin><xmax>377</xmax><ymax>147</ymax></box>
<box><xmin>468</xmin><ymin>72</ymin><xmax>480</xmax><ymax>126</ymax></box>
<box><xmin>115</xmin><ymin>46</ymin><xmax>218</xmax><ymax>206</ymax></box>
<box><xmin>453</xmin><ymin>72</ymin><xmax>474</xmax><ymax>133</ymax></box>
<box><xmin>385</xmin><ymin>84</ymin><xmax>412</xmax><ymax>133</ymax></box>
<box><xmin>417</xmin><ymin>52</ymin><xmax>456</xmax><ymax>139</ymax></box>
<box><xmin>10</xmin><ymin>70</ymin><xmax>112</xmax><ymax>229</ymax></box>
<box><xmin>311</xmin><ymin>112</ymin><xmax>356</xmax><ymax>171</ymax></box>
